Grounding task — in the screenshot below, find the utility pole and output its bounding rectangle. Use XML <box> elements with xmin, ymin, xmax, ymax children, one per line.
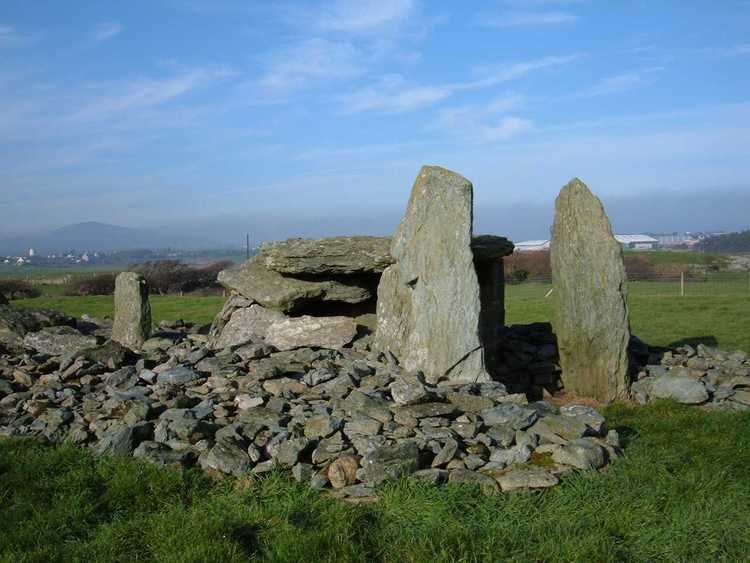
<box><xmin>246</xmin><ymin>233</ymin><xmax>250</xmax><ymax>260</ymax></box>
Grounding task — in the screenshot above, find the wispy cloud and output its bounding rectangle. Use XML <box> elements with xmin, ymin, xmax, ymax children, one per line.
<box><xmin>339</xmin><ymin>74</ymin><xmax>450</xmax><ymax>113</ymax></box>
<box><xmin>481</xmin><ymin>11</ymin><xmax>579</xmax><ymax>28</ymax></box>
<box><xmin>579</xmin><ymin>72</ymin><xmax>644</xmax><ymax>97</ymax></box>
<box><xmin>0</xmin><ymin>25</ymin><xmax>29</xmax><ymax>46</ymax></box>
<box><xmin>704</xmin><ymin>43</ymin><xmax>750</xmax><ymax>57</ymax></box>
<box><xmin>437</xmin><ymin>95</ymin><xmax>532</xmax><ymax>143</ymax></box>
<box><xmin>314</xmin><ymin>0</ymin><xmax>415</xmax><ymax>32</ymax></box>
<box><xmin>91</xmin><ymin>22</ymin><xmax>122</xmax><ymax>42</ymax></box>
<box><xmin>340</xmin><ymin>54</ymin><xmax>582</xmax><ymax>114</ymax></box>
<box><xmin>259</xmin><ymin>38</ymin><xmax>362</xmax><ymax>92</ymax></box>
<box><xmin>72</xmin><ymin>67</ymin><xmax>234</xmax><ymax>121</ymax></box>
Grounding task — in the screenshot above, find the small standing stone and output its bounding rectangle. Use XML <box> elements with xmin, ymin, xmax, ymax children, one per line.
<box><xmin>112</xmin><ymin>272</ymin><xmax>151</xmax><ymax>351</ymax></box>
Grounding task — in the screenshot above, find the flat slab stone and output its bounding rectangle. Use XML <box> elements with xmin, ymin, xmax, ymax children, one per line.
<box><xmin>550</xmin><ymin>178</ymin><xmax>631</xmax><ymax>402</ymax></box>
<box><xmin>649</xmin><ymin>375</ymin><xmax>709</xmax><ymax>404</ymax></box>
<box><xmin>375</xmin><ymin>165</ymin><xmax>490</xmax><ymax>384</ymax></box>
<box><xmin>23</xmin><ymin>326</ymin><xmax>97</xmax><ymax>357</ymax></box>
<box><xmin>218</xmin><ymin>259</ymin><xmax>373</xmax><ymax>313</ymax></box>
<box><xmin>265</xmin><ymin>315</ymin><xmax>358</xmax><ymax>351</ymax></box>
<box><xmin>259</xmin><ymin>236</ymin><xmax>393</xmax><ymax>275</ymax></box>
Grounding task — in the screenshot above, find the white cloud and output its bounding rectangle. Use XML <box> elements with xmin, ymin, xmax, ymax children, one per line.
<box><xmin>482</xmin><ymin>11</ymin><xmax>578</xmax><ymax>27</ymax></box>
<box><xmin>437</xmin><ymin>95</ymin><xmax>532</xmax><ymax>143</ymax></box>
<box><xmin>708</xmin><ymin>44</ymin><xmax>750</xmax><ymax>57</ymax></box>
<box><xmin>0</xmin><ymin>25</ymin><xmax>27</xmax><ymax>46</ymax></box>
<box><xmin>316</xmin><ymin>0</ymin><xmax>415</xmax><ymax>32</ymax></box>
<box><xmin>91</xmin><ymin>22</ymin><xmax>122</xmax><ymax>42</ymax></box>
<box><xmin>578</xmin><ymin>72</ymin><xmax>645</xmax><ymax>97</ymax></box>
<box><xmin>340</xmin><ymin>55</ymin><xmax>580</xmax><ymax>115</ymax></box>
<box><xmin>72</xmin><ymin>67</ymin><xmax>234</xmax><ymax>121</ymax></box>
<box><xmin>259</xmin><ymin>38</ymin><xmax>362</xmax><ymax>92</ymax></box>
<box><xmin>339</xmin><ymin>75</ymin><xmax>451</xmax><ymax>113</ymax></box>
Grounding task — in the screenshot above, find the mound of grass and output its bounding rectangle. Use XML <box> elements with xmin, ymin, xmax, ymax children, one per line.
<box><xmin>1</xmin><ymin>402</ymin><xmax>749</xmax><ymax>562</ymax></box>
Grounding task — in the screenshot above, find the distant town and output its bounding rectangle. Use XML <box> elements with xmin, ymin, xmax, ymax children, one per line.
<box><xmin>513</xmin><ymin>232</ymin><xmax>726</xmax><ymax>252</ymax></box>
<box><xmin>1</xmin><ymin>247</ymin><xmax>247</xmax><ymax>269</ymax></box>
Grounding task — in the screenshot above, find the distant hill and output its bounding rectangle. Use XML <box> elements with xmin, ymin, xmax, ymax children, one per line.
<box><xmin>0</xmin><ymin>222</ymin><xmax>172</xmax><ymax>255</ymax></box>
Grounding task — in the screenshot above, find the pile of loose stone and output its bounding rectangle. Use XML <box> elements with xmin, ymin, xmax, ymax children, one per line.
<box><xmin>0</xmin><ymin>304</ymin><xmax>620</xmax><ymax>499</ymax></box>
<box><xmin>632</xmin><ymin>343</ymin><xmax>750</xmax><ymax>411</ymax></box>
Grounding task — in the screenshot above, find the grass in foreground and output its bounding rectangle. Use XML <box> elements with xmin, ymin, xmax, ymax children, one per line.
<box><xmin>1</xmin><ymin>402</ymin><xmax>749</xmax><ymax>562</ymax></box>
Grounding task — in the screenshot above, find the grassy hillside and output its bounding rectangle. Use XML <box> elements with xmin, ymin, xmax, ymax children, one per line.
<box><xmin>1</xmin><ymin>402</ymin><xmax>749</xmax><ymax>562</ymax></box>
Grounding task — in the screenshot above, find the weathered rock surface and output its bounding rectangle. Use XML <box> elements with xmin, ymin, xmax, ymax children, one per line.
<box><xmin>0</xmin><ymin>305</ymin><xmax>76</xmax><ymax>353</ymax></box>
<box><xmin>550</xmin><ymin>178</ymin><xmax>631</xmax><ymax>402</ymax></box>
<box><xmin>23</xmin><ymin>326</ymin><xmax>97</xmax><ymax>356</ymax></box>
<box><xmin>265</xmin><ymin>316</ymin><xmax>358</xmax><ymax>351</ymax></box>
<box><xmin>112</xmin><ymin>272</ymin><xmax>152</xmax><ymax>351</ymax></box>
<box><xmin>218</xmin><ymin>259</ymin><xmax>373</xmax><ymax>313</ymax></box>
<box><xmin>649</xmin><ymin>375</ymin><xmax>709</xmax><ymax>404</ymax></box>
<box><xmin>212</xmin><ymin>304</ymin><xmax>285</xmax><ymax>349</ymax></box>
<box><xmin>375</xmin><ymin>166</ymin><xmax>489</xmax><ymax>384</ymax></box>
<box><xmin>259</xmin><ymin>236</ymin><xmax>393</xmax><ymax>275</ymax></box>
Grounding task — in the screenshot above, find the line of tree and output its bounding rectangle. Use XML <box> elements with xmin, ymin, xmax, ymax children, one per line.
<box><xmin>698</xmin><ymin>230</ymin><xmax>750</xmax><ymax>254</ymax></box>
<box><xmin>65</xmin><ymin>260</ymin><xmax>233</xmax><ymax>296</ymax></box>
<box><xmin>504</xmin><ymin>251</ymin><xmax>696</xmax><ymax>284</ymax></box>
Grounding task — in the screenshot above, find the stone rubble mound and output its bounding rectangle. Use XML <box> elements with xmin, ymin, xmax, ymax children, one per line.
<box><xmin>0</xmin><ymin>310</ymin><xmax>620</xmax><ymax>500</ymax></box>
<box><xmin>632</xmin><ymin>343</ymin><xmax>750</xmax><ymax>410</ymax></box>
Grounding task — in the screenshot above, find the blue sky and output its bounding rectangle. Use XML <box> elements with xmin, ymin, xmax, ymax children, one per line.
<box><xmin>1</xmin><ymin>0</ymin><xmax>749</xmax><ymax>243</ymax></box>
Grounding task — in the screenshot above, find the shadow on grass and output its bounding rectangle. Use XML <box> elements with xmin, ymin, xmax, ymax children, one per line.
<box><xmin>666</xmin><ymin>335</ymin><xmax>718</xmax><ymax>349</ymax></box>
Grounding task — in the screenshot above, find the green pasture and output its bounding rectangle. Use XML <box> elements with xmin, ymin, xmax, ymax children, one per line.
<box><xmin>1</xmin><ymin>402</ymin><xmax>749</xmax><ymax>562</ymax></box>
<box><xmin>12</xmin><ymin>272</ymin><xmax>750</xmax><ymax>352</ymax></box>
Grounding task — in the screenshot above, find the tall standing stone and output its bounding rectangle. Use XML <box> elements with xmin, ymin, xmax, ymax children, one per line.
<box><xmin>375</xmin><ymin>165</ymin><xmax>490</xmax><ymax>384</ymax></box>
<box><xmin>112</xmin><ymin>272</ymin><xmax>151</xmax><ymax>351</ymax></box>
<box><xmin>550</xmin><ymin>178</ymin><xmax>630</xmax><ymax>402</ymax></box>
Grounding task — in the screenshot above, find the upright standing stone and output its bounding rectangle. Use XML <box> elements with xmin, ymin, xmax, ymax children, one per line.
<box><xmin>550</xmin><ymin>178</ymin><xmax>630</xmax><ymax>402</ymax></box>
<box><xmin>375</xmin><ymin>165</ymin><xmax>489</xmax><ymax>384</ymax></box>
<box><xmin>112</xmin><ymin>272</ymin><xmax>151</xmax><ymax>350</ymax></box>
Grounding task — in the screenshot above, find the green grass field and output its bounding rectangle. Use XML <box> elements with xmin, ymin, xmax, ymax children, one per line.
<box><xmin>13</xmin><ymin>273</ymin><xmax>750</xmax><ymax>352</ymax></box>
<box><xmin>1</xmin><ymin>402</ymin><xmax>749</xmax><ymax>562</ymax></box>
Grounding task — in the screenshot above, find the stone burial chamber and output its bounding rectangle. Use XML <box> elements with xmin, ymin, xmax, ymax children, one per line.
<box><xmin>209</xmin><ymin>165</ymin><xmax>514</xmax><ymax>383</ymax></box>
<box><xmin>210</xmin><ymin>236</ymin><xmax>393</xmax><ymax>352</ymax></box>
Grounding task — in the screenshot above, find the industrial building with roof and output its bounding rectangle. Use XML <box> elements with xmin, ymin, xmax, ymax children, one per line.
<box><xmin>514</xmin><ymin>234</ymin><xmax>659</xmax><ymax>252</ymax></box>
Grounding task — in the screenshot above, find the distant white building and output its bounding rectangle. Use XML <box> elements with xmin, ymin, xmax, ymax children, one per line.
<box><xmin>514</xmin><ymin>240</ymin><xmax>550</xmax><ymax>252</ymax></box>
<box><xmin>28</xmin><ymin>248</ymin><xmax>35</xmax><ymax>257</ymax></box>
<box><xmin>614</xmin><ymin>234</ymin><xmax>659</xmax><ymax>250</ymax></box>
<box><xmin>514</xmin><ymin>235</ymin><xmax>659</xmax><ymax>252</ymax></box>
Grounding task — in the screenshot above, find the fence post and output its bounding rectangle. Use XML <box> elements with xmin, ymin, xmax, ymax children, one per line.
<box><xmin>680</xmin><ymin>271</ymin><xmax>685</xmax><ymax>297</ymax></box>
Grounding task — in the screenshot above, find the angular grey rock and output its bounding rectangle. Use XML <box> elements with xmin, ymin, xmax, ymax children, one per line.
<box><xmin>360</xmin><ymin>441</ymin><xmax>419</xmax><ymax>484</ymax></box>
<box><xmin>200</xmin><ymin>438</ymin><xmax>252</xmax><ymax>476</ymax></box>
<box><xmin>112</xmin><ymin>272</ymin><xmax>152</xmax><ymax>351</ymax></box>
<box><xmin>495</xmin><ymin>466</ymin><xmax>559</xmax><ymax>492</ymax></box>
<box><xmin>552</xmin><ymin>438</ymin><xmax>606</xmax><ymax>470</ymax></box>
<box><xmin>389</xmin><ymin>374</ymin><xmax>429</xmax><ymax>406</ymax></box>
<box><xmin>259</xmin><ymin>236</ymin><xmax>393</xmax><ymax>275</ymax></box>
<box><xmin>218</xmin><ymin>258</ymin><xmax>373</xmax><ymax>313</ymax></box>
<box><xmin>431</xmin><ymin>438</ymin><xmax>458</xmax><ymax>467</ymax></box>
<box><xmin>213</xmin><ymin>304</ymin><xmax>285</xmax><ymax>350</ymax></box>
<box><xmin>481</xmin><ymin>403</ymin><xmax>538</xmax><ymax>430</ymax></box>
<box><xmin>528</xmin><ymin>414</ymin><xmax>588</xmax><ymax>445</ymax></box>
<box><xmin>157</xmin><ymin>366</ymin><xmax>202</xmax><ymax>386</ymax></box>
<box><xmin>560</xmin><ymin>404</ymin><xmax>607</xmax><ymax>435</ymax></box>
<box><xmin>1</xmin><ymin>305</ymin><xmax>75</xmax><ymax>352</ymax></box>
<box><xmin>447</xmin><ymin>469</ymin><xmax>499</xmax><ymax>494</ymax></box>
<box><xmin>375</xmin><ymin>166</ymin><xmax>490</xmax><ymax>384</ymax></box>
<box><xmin>550</xmin><ymin>178</ymin><xmax>631</xmax><ymax>402</ymax></box>
<box><xmin>265</xmin><ymin>316</ymin><xmax>357</xmax><ymax>351</ymax></box>
<box><xmin>23</xmin><ymin>326</ymin><xmax>97</xmax><ymax>356</ymax></box>
<box><xmin>649</xmin><ymin>375</ymin><xmax>709</xmax><ymax>404</ymax></box>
